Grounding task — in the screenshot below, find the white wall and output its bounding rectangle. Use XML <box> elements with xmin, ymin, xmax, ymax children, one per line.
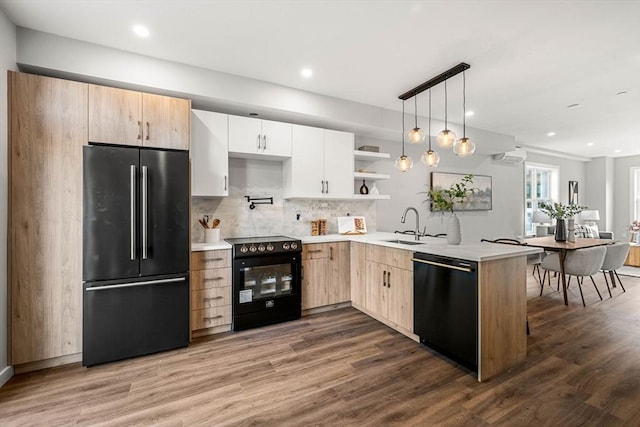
<box><xmin>0</xmin><ymin>7</ymin><xmax>16</xmax><ymax>386</ymax></box>
<box><xmin>584</xmin><ymin>157</ymin><xmax>615</xmax><ymax>231</ymax></box>
<box><xmin>372</xmin><ymin>136</ymin><xmax>525</xmax><ymax>241</ymax></box>
<box><xmin>613</xmin><ymin>155</ymin><xmax>640</xmax><ymax>240</ymax></box>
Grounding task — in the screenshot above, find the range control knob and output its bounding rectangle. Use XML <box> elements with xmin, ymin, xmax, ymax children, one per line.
<box><xmin>258</xmin><ymin>245</ymin><xmax>266</xmax><ymax>252</ymax></box>
<box><xmin>282</xmin><ymin>243</ymin><xmax>290</xmax><ymax>250</ymax></box>
<box><xmin>266</xmin><ymin>244</ymin><xmax>274</xmax><ymax>252</ymax></box>
<box><xmin>290</xmin><ymin>242</ymin><xmax>298</xmax><ymax>250</ymax></box>
<box><xmin>249</xmin><ymin>245</ymin><xmax>257</xmax><ymax>253</ymax></box>
<box><xmin>240</xmin><ymin>245</ymin><xmax>248</xmax><ymax>253</ymax></box>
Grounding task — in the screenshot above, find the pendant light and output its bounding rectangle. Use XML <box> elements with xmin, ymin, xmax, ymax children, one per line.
<box><xmin>407</xmin><ymin>93</ymin><xmax>425</xmax><ymax>143</ymax></box>
<box><xmin>453</xmin><ymin>70</ymin><xmax>476</xmax><ymax>156</ymax></box>
<box><xmin>421</xmin><ymin>89</ymin><xmax>440</xmax><ymax>168</ymax></box>
<box><xmin>436</xmin><ymin>78</ymin><xmax>457</xmax><ymax>148</ymax></box>
<box><xmin>394</xmin><ymin>100</ymin><xmax>413</xmax><ymax>172</ymax></box>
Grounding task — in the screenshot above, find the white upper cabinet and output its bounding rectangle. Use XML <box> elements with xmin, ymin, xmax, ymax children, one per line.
<box><xmin>228</xmin><ymin>115</ymin><xmax>292</xmax><ymax>159</ymax></box>
<box><xmin>191</xmin><ymin>110</ymin><xmax>229</xmax><ymax>197</ymax></box>
<box><xmin>284</xmin><ymin>125</ymin><xmax>354</xmax><ymax>199</ymax></box>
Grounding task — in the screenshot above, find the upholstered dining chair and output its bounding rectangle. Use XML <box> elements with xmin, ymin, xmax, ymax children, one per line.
<box><xmin>601</xmin><ymin>242</ymin><xmax>630</xmax><ymax>296</ymax></box>
<box><xmin>540</xmin><ymin>246</ymin><xmax>607</xmax><ymax>306</ymax></box>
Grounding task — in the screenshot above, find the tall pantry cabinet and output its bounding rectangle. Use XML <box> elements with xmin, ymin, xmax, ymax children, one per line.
<box><xmin>8</xmin><ymin>72</ymin><xmax>87</xmax><ymax>365</ymax></box>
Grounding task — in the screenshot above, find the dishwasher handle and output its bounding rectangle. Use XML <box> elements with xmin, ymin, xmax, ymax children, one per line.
<box><xmin>412</xmin><ymin>258</ymin><xmax>473</xmax><ymax>273</ymax></box>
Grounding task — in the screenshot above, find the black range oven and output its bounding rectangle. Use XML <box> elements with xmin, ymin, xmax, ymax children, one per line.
<box><xmin>226</xmin><ymin>236</ymin><xmax>302</xmax><ymax>331</ymax></box>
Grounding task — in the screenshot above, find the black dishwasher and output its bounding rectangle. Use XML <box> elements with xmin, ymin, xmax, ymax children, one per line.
<box><xmin>413</xmin><ymin>252</ymin><xmax>478</xmax><ymax>371</ymax></box>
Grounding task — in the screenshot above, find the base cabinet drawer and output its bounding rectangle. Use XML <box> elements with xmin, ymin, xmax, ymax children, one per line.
<box><xmin>191</xmin><ymin>249</ymin><xmax>231</xmax><ymax>270</ymax></box>
<box><xmin>191</xmin><ymin>287</ymin><xmax>231</xmax><ymax>310</ymax></box>
<box><xmin>191</xmin><ymin>306</ymin><xmax>231</xmax><ymax>330</ymax></box>
<box><xmin>191</xmin><ymin>267</ymin><xmax>231</xmax><ymax>290</ymax></box>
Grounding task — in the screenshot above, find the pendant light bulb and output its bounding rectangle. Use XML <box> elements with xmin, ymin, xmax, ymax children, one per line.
<box><xmin>454</xmin><ymin>69</ymin><xmax>475</xmax><ymax>157</ymax></box>
<box><xmin>395</xmin><ymin>155</ymin><xmax>414</xmax><ymax>172</ymax></box>
<box><xmin>421</xmin><ymin>150</ymin><xmax>440</xmax><ymax>168</ymax></box>
<box><xmin>453</xmin><ymin>137</ymin><xmax>476</xmax><ymax>157</ymax></box>
<box><xmin>395</xmin><ymin>100</ymin><xmax>413</xmax><ymax>172</ymax></box>
<box><xmin>437</xmin><ymin>78</ymin><xmax>457</xmax><ymax>148</ymax></box>
<box><xmin>407</xmin><ymin>94</ymin><xmax>425</xmax><ymax>143</ymax></box>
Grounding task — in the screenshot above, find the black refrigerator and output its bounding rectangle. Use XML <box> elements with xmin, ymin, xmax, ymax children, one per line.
<box><xmin>82</xmin><ymin>145</ymin><xmax>190</xmax><ymax>366</ymax></box>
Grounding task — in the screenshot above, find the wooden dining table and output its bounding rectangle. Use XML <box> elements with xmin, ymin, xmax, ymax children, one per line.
<box><xmin>525</xmin><ymin>236</ymin><xmax>614</xmax><ymax>305</ymax></box>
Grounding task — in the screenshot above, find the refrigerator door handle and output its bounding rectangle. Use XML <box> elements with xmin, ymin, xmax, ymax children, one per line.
<box><xmin>142</xmin><ymin>165</ymin><xmax>148</xmax><ymax>260</ymax></box>
<box><xmin>86</xmin><ymin>277</ymin><xmax>186</xmax><ymax>292</ymax></box>
<box><xmin>130</xmin><ymin>165</ymin><xmax>136</xmax><ymax>260</ymax></box>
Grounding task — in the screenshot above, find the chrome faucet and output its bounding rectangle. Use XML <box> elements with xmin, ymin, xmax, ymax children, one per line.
<box><xmin>401</xmin><ymin>207</ymin><xmax>421</xmax><ymax>241</ymax></box>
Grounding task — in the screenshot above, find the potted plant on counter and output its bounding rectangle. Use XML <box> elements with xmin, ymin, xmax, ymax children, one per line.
<box><xmin>538</xmin><ymin>201</ymin><xmax>586</xmax><ymax>242</ymax></box>
<box><xmin>424</xmin><ymin>174</ymin><xmax>476</xmax><ymax>245</ymax></box>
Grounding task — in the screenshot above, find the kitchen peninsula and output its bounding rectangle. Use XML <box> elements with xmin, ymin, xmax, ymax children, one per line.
<box><xmin>192</xmin><ymin>232</ymin><xmax>541</xmax><ymax>381</ymax></box>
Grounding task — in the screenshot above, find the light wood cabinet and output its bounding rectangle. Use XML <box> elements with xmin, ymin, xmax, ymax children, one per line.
<box><xmin>302</xmin><ymin>242</ymin><xmax>350</xmax><ymax>310</ymax></box>
<box><xmin>350</xmin><ymin>242</ymin><xmax>367</xmax><ymax>308</ymax></box>
<box><xmin>228</xmin><ymin>115</ymin><xmax>292</xmax><ymax>159</ymax></box>
<box><xmin>283</xmin><ymin>125</ymin><xmax>354</xmax><ymax>199</ymax></box>
<box><xmin>364</xmin><ymin>245</ymin><xmax>414</xmax><ymax>332</ymax></box>
<box><xmin>9</xmin><ymin>72</ymin><xmax>87</xmax><ymax>365</ymax></box>
<box><xmin>190</xmin><ymin>250</ymin><xmax>232</xmax><ymax>335</ymax></box>
<box><xmin>191</xmin><ymin>110</ymin><xmax>229</xmax><ymax>196</ymax></box>
<box><xmin>88</xmin><ymin>85</ymin><xmax>190</xmax><ymax>150</ymax></box>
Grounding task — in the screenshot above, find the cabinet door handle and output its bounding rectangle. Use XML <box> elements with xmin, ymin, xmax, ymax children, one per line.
<box><xmin>145</xmin><ymin>121</ymin><xmax>150</xmax><ymax>141</ymax></box>
<box><xmin>325</xmin><ymin>180</ymin><xmax>329</xmax><ymax>194</ymax></box>
<box><xmin>320</xmin><ymin>180</ymin><xmax>325</xmax><ymax>194</ymax></box>
<box><xmin>263</xmin><ymin>135</ymin><xmax>267</xmax><ymax>150</ymax></box>
<box><xmin>224</xmin><ymin>175</ymin><xmax>228</xmax><ymax>191</ymax></box>
<box><xmin>257</xmin><ymin>134</ymin><xmax>262</xmax><ymax>150</ymax></box>
<box><xmin>137</xmin><ymin>121</ymin><xmax>142</xmax><ymax>140</ymax></box>
<box><xmin>387</xmin><ymin>271</ymin><xmax>391</xmax><ymax>288</ymax></box>
<box><xmin>382</xmin><ymin>270</ymin><xmax>387</xmax><ymax>287</ymax></box>
<box><xmin>330</xmin><ymin>246</ymin><xmax>334</xmax><ymax>261</ymax></box>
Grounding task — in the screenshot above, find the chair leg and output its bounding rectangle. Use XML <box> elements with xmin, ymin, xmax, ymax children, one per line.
<box><xmin>602</xmin><ymin>271</ymin><xmax>613</xmax><ymax>298</ymax></box>
<box><xmin>608</xmin><ymin>270</ymin><xmax>617</xmax><ymax>288</ymax></box>
<box><xmin>577</xmin><ymin>277</ymin><xmax>586</xmax><ymax>307</ymax></box>
<box><xmin>534</xmin><ymin>264</ymin><xmax>542</xmax><ymax>285</ymax></box>
<box><xmin>614</xmin><ymin>271</ymin><xmax>626</xmax><ymax>292</ymax></box>
<box><xmin>590</xmin><ymin>275</ymin><xmax>603</xmax><ymax>301</ymax></box>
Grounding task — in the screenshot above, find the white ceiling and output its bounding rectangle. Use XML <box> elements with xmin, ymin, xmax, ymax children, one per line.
<box><xmin>1</xmin><ymin>0</ymin><xmax>639</xmax><ymax>158</ymax></box>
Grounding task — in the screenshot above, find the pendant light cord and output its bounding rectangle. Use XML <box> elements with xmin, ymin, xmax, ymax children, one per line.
<box><xmin>462</xmin><ymin>70</ymin><xmax>466</xmax><ymax>138</ymax></box>
<box><xmin>428</xmin><ymin>89</ymin><xmax>432</xmax><ymax>151</ymax></box>
<box><xmin>414</xmin><ymin>94</ymin><xmax>418</xmax><ymax>128</ymax></box>
<box><xmin>444</xmin><ymin>79</ymin><xmax>448</xmax><ymax>128</ymax></box>
<box><xmin>401</xmin><ymin>100</ymin><xmax>406</xmax><ymax>156</ymax></box>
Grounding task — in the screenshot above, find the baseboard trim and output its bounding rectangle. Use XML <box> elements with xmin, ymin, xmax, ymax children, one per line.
<box><xmin>303</xmin><ymin>301</ymin><xmax>351</xmax><ymax>316</ymax></box>
<box><xmin>0</xmin><ymin>365</ymin><xmax>15</xmax><ymax>388</ymax></box>
<box><xmin>14</xmin><ymin>353</ymin><xmax>82</xmax><ymax>375</ymax></box>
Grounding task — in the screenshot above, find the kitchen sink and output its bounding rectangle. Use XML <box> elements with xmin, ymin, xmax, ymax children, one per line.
<box><xmin>381</xmin><ymin>239</ymin><xmax>424</xmax><ymax>246</ymax></box>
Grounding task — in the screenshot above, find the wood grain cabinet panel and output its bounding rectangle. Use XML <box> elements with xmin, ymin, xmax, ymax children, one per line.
<box><xmin>9</xmin><ymin>72</ymin><xmax>87</xmax><ymax>365</ymax></box>
<box><xmin>88</xmin><ymin>85</ymin><xmax>190</xmax><ymax>150</ymax></box>
<box><xmin>350</xmin><ymin>242</ymin><xmax>367</xmax><ymax>308</ymax></box>
<box><xmin>302</xmin><ymin>242</ymin><xmax>350</xmax><ymax>310</ymax></box>
<box><xmin>190</xmin><ymin>250</ymin><xmax>232</xmax><ymax>335</ymax></box>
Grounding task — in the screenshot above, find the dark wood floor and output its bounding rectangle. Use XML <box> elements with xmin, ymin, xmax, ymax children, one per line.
<box><xmin>1</xmin><ymin>268</ymin><xmax>639</xmax><ymax>426</ymax></box>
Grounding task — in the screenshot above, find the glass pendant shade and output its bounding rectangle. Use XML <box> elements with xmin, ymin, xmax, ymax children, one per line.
<box><xmin>407</xmin><ymin>127</ymin><xmax>425</xmax><ymax>143</ymax></box>
<box><xmin>437</xmin><ymin>129</ymin><xmax>457</xmax><ymax>147</ymax></box>
<box><xmin>421</xmin><ymin>149</ymin><xmax>440</xmax><ymax>168</ymax></box>
<box><xmin>453</xmin><ymin>137</ymin><xmax>476</xmax><ymax>156</ymax></box>
<box><xmin>394</xmin><ymin>155</ymin><xmax>413</xmax><ymax>172</ymax></box>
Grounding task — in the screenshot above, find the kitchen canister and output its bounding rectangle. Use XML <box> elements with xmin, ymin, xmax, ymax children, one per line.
<box><xmin>205</xmin><ymin>228</ymin><xmax>220</xmax><ymax>243</ymax></box>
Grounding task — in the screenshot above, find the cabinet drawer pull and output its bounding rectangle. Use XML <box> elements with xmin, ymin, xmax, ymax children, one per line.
<box><xmin>203</xmin><ymin>296</ymin><xmax>224</xmax><ymax>301</ymax></box>
<box><xmin>204</xmin><ymin>276</ymin><xmax>224</xmax><ymax>281</ymax></box>
<box><xmin>203</xmin><ymin>315</ymin><xmax>223</xmax><ymax>321</ymax></box>
<box><xmin>307</xmin><ymin>249</ymin><xmax>323</xmax><ymax>254</ymax></box>
<box><xmin>203</xmin><ymin>257</ymin><xmax>224</xmax><ymax>262</ymax></box>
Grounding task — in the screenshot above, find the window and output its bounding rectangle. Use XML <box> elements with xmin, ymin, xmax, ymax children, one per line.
<box><xmin>632</xmin><ymin>167</ymin><xmax>640</xmax><ymax>222</ymax></box>
<box><xmin>524</xmin><ymin>163</ymin><xmax>559</xmax><ymax>235</ymax></box>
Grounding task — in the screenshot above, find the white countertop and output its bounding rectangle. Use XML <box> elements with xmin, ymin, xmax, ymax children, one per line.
<box><xmin>296</xmin><ymin>232</ymin><xmax>542</xmax><ymax>262</ymax></box>
<box><xmin>191</xmin><ymin>232</ymin><xmax>541</xmax><ymax>261</ymax></box>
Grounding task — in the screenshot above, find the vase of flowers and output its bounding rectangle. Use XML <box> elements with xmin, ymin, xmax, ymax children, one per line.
<box><xmin>538</xmin><ymin>202</ymin><xmax>587</xmax><ymax>242</ymax></box>
<box><xmin>425</xmin><ymin>174</ymin><xmax>476</xmax><ymax>245</ymax></box>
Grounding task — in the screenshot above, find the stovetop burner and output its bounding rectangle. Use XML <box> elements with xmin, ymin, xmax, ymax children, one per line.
<box><xmin>225</xmin><ymin>235</ymin><xmax>302</xmax><ymax>257</ymax></box>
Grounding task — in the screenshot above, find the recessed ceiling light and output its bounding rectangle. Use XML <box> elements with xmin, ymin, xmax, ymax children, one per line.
<box><xmin>300</xmin><ymin>68</ymin><xmax>313</xmax><ymax>78</ymax></box>
<box><xmin>616</xmin><ymin>91</ymin><xmax>628</xmax><ymax>96</ymax></box>
<box><xmin>587</xmin><ymin>142</ymin><xmax>594</xmax><ymax>146</ymax></box>
<box><xmin>547</xmin><ymin>132</ymin><xmax>556</xmax><ymax>137</ymax></box>
<box><xmin>465</xmin><ymin>111</ymin><xmax>475</xmax><ymax>117</ymax></box>
<box><xmin>133</xmin><ymin>24</ymin><xmax>150</xmax><ymax>38</ymax></box>
<box><xmin>614</xmin><ymin>149</ymin><xmax>621</xmax><ymax>153</ymax></box>
<box><xmin>567</xmin><ymin>103</ymin><xmax>581</xmax><ymax>109</ymax></box>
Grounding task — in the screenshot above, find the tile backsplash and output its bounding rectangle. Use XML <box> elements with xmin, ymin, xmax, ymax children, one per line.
<box><xmin>191</xmin><ymin>158</ymin><xmax>377</xmax><ymax>242</ymax></box>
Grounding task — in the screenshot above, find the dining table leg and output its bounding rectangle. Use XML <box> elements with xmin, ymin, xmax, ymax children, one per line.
<box><xmin>559</xmin><ymin>249</ymin><xmax>569</xmax><ymax>305</ymax></box>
